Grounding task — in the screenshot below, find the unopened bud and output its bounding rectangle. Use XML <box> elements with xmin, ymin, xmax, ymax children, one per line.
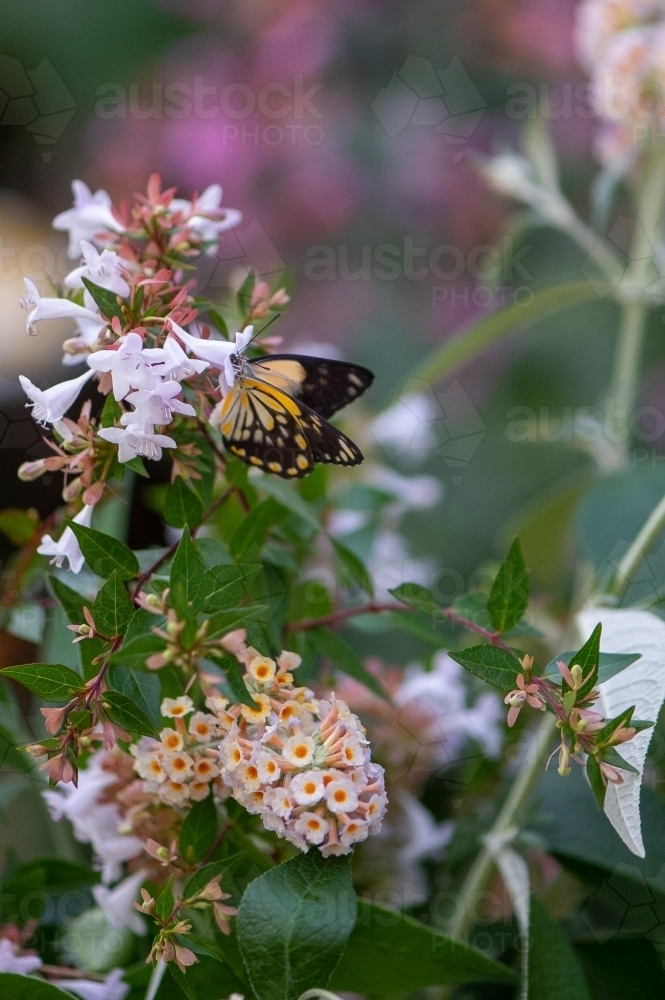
<box><xmin>146</xmin><ymin>594</ymin><xmax>162</xmax><ymax>609</ymax></box>
<box><xmin>18</xmin><ymin>459</ymin><xmax>46</xmax><ymax>481</ymax></box>
<box><xmin>570</xmin><ymin>664</ymin><xmax>583</xmax><ymax>690</ymax></box>
<box><xmin>557</xmin><ymin>745</ymin><xmax>571</xmax><ymax>777</ymax></box>
<box><xmin>62</xmin><ymin>477</ymin><xmax>83</xmax><ymax>502</ymax></box>
<box><xmin>166</xmin><ymin>620</ymin><xmax>180</xmax><ymax>637</ymax></box>
<box><xmin>156</xmin><ymin>846</ymin><xmax>171</xmax><ymax>862</ymax></box>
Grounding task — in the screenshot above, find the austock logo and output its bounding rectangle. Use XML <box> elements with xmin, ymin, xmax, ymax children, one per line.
<box><xmin>372</xmin><ymin>54</ymin><xmax>486</xmax><ymax>155</ymax></box>
<box><xmin>0</xmin><ymin>56</ymin><xmax>75</xmax><ymax>161</ymax></box>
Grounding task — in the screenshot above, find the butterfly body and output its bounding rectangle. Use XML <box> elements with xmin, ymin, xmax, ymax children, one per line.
<box><xmin>216</xmin><ymin>353</ymin><xmax>374</xmax><ymax>478</ymax></box>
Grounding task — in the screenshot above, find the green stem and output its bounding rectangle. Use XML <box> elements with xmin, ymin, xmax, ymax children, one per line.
<box><xmin>608</xmin><ymin>147</ymin><xmax>665</xmax><ymax>467</ymax></box>
<box><xmin>448</xmin><ymin>713</ymin><xmax>556</xmax><ymax>941</ymax></box>
<box><xmin>603</xmin><ymin>489</ymin><xmax>665</xmax><ymax>603</ymax></box>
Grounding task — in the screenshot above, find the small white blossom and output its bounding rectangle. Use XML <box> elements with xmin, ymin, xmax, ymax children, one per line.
<box><xmin>37</xmin><ymin>503</ymin><xmax>95</xmax><ymax>575</ymax></box>
<box><xmin>53</xmin><ymin>180</ymin><xmax>124</xmax><ymax>258</ymax></box>
<box><xmin>20</xmin><ymin>277</ymin><xmax>103</xmax><ymax>338</ymax></box>
<box><xmin>0</xmin><ymin>938</ymin><xmax>43</xmax><ymax>974</ymax></box>
<box><xmin>170</xmin><ymin>322</ymin><xmax>253</xmax><ymax>391</ymax></box>
<box><xmin>20</xmin><ymin>368</ymin><xmax>94</xmax><ymax>425</ymax></box>
<box><xmin>121</xmin><ymin>381</ymin><xmax>196</xmax><ymax>429</ymax></box>
<box><xmin>92</xmin><ymin>869</ymin><xmax>147</xmax><ymax>936</ymax></box>
<box><xmin>65</xmin><ymin>241</ymin><xmax>131</xmax><ymax>305</ymax></box>
<box><xmin>170</xmin><ymin>183</ymin><xmax>242</xmax><ymax>250</ymax></box>
<box><xmin>52</xmin><ymin>969</ymin><xmax>129</xmax><ymax>1000</ymax></box>
<box><xmin>87</xmin><ymin>332</ymin><xmax>167</xmax><ymax>401</ymax></box>
<box><xmin>97</xmin><ymin>424</ymin><xmax>177</xmax><ymax>463</ymax></box>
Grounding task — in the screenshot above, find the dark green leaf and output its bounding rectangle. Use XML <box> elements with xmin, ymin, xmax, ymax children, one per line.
<box><xmin>578</xmin><ymin>940</ymin><xmax>665</xmax><ymax>1000</ymax></box>
<box><xmin>179</xmin><ymin>794</ymin><xmax>218</xmax><ymax>865</ymax></box>
<box><xmin>103</xmin><ymin>690</ymin><xmax>159</xmax><ymax>737</ymax></box>
<box><xmin>330</xmin><ymin>899</ymin><xmax>517</xmax><ymax>992</ymax></box>
<box><xmin>389</xmin><ymin>582</ymin><xmax>440</xmax><ymax>616</ymax></box>
<box><xmin>230</xmin><ymin>499</ymin><xmax>280</xmax><ymax>562</ymax></box>
<box><xmin>208</xmin><ymin>308</ymin><xmax>229</xmax><ymax>338</ymax></box>
<box><xmin>183</xmin><ymin>856</ymin><xmax>241</xmax><ymax>901</ymax></box>
<box><xmin>487</xmin><ymin>537</ymin><xmax>529</xmax><ymax>633</ymax></box>
<box><xmin>100</xmin><ymin>393</ymin><xmax>122</xmax><ymax>428</ymax></box>
<box><xmin>92</xmin><ymin>571</ymin><xmax>134</xmax><ymax>638</ymax></box>
<box><xmin>201</xmin><ymin>564</ymin><xmax>262</xmax><ymax>612</ymax></box>
<box><xmin>312</xmin><ymin>628</ymin><xmax>391</xmax><ymax>703</ymax></box>
<box><xmin>528</xmin><ymin>897</ymin><xmax>592</xmax><ymax>999</ymax></box>
<box><xmin>598</xmin><ymin>745</ymin><xmax>639</xmax><ymax>773</ymax></box>
<box><xmin>164</xmin><ymin>478</ymin><xmax>204</xmax><ymax>529</ymax></box>
<box><xmin>544</xmin><ymin>650</ymin><xmax>640</xmax><ymax>685</ymax></box>
<box><xmin>332</xmin><ymin>538</ymin><xmax>374</xmax><ymax>596</ymax></box>
<box><xmin>124</xmin><ymin>608</ymin><xmax>164</xmax><ymax>644</ymax></box>
<box><xmin>168</xmin><ymin>965</ymin><xmax>196</xmax><ymax>1000</ymax></box>
<box><xmin>448</xmin><ymin>644</ymin><xmax>521</xmax><ymax>690</ymax></box>
<box><xmin>125</xmin><ymin>455</ymin><xmax>149</xmax><ymax>477</ymax></box>
<box><xmin>67</xmin><ymin>521</ymin><xmax>139</xmax><ymax>580</ymax></box>
<box><xmin>237</xmin><ymin>270</ymin><xmax>255</xmax><ymax>316</ymax></box>
<box><xmin>155</xmin><ymin>876</ymin><xmax>174</xmax><ymax>923</ymax></box>
<box><xmin>237</xmin><ymin>851</ymin><xmax>356</xmax><ymax>1000</ymax></box>
<box><xmin>253</xmin><ymin>477</ymin><xmax>320</xmax><ymax>531</ymax></box>
<box><xmin>210</xmin><ymin>653</ymin><xmax>254</xmax><ymax>706</ymax></box>
<box><xmin>0</xmin><ymin>974</ymin><xmax>74</xmax><ymax>999</ymax></box>
<box><xmin>170</xmin><ymin>527</ymin><xmax>204</xmax><ymax>620</ymax></box>
<box><xmin>1</xmin><ymin>663</ymin><xmax>84</xmax><ymax>702</ymax></box>
<box><xmin>585</xmin><ymin>754</ymin><xmax>606</xmax><ymax>808</ymax></box>
<box><xmin>109</xmin><ymin>633</ymin><xmax>165</xmax><ymax>669</ymax></box>
<box><xmin>106</xmin><ymin>663</ymin><xmax>162</xmax><ymax>731</ymax></box>
<box><xmin>569</xmin><ymin>623</ymin><xmax>602</xmax><ymax>698</ymax></box>
<box><xmin>81</xmin><ymin>276</ymin><xmax>124</xmax><ymax>320</ymax></box>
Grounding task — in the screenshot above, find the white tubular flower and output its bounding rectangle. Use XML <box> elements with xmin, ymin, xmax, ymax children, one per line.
<box><xmin>294</xmin><ymin>812</ymin><xmax>328</xmax><ymax>845</ymax></box>
<box><xmin>290</xmin><ymin>770</ymin><xmax>325</xmax><ymax>805</ymax></box>
<box><xmin>20</xmin><ymin>368</ymin><xmax>94</xmax><ymax>425</ymax></box>
<box><xmin>97</xmin><ymin>423</ymin><xmax>177</xmax><ymax>463</ymax></box>
<box><xmin>170</xmin><ymin>321</ymin><xmax>253</xmax><ymax>390</ymax></box>
<box><xmin>161</xmin><ymin>696</ymin><xmax>194</xmax><ymax>718</ymax></box>
<box><xmin>37</xmin><ymin>503</ymin><xmax>94</xmax><ymax>575</ymax></box>
<box><xmin>171</xmin><ymin>183</ymin><xmax>242</xmax><ymax>250</ymax></box>
<box><xmin>53</xmin><ymin>179</ymin><xmax>124</xmax><ymax>258</ymax></box>
<box><xmin>0</xmin><ymin>938</ymin><xmax>43</xmax><ymax>974</ymax></box>
<box><xmin>479</xmin><ymin>152</ymin><xmax>573</xmax><ymax>226</ymax></box>
<box><xmin>87</xmin><ymin>332</ymin><xmax>167</xmax><ymax>401</ymax></box>
<box><xmin>161</xmin><ymin>334</ymin><xmax>209</xmax><ymax>381</ymax></box>
<box><xmin>21</xmin><ymin>277</ymin><xmax>103</xmax><ymax>337</ymax></box>
<box><xmin>92</xmin><ymin>869</ymin><xmax>147</xmax><ymax>936</ymax></box>
<box><xmin>62</xmin><ymin>315</ymin><xmax>109</xmax><ymax>366</ymax></box>
<box><xmin>121</xmin><ymin>381</ymin><xmax>196</xmax><ymax>429</ymax></box>
<box><xmin>325</xmin><ymin>778</ymin><xmax>359</xmax><ymax>814</ymax></box>
<box><xmin>64</xmin><ymin>240</ymin><xmax>131</xmax><ymax>305</ymax></box>
<box><xmin>52</xmin><ymin>968</ymin><xmax>129</xmax><ymax>1000</ymax></box>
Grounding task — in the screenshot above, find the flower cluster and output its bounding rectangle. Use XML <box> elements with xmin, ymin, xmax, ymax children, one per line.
<box><xmin>217</xmin><ymin>649</ymin><xmax>388</xmax><ymax>856</ymax></box>
<box><xmin>17</xmin><ymin>176</ymin><xmax>288</xmax><ymax>575</ymax></box>
<box><xmin>575</xmin><ymin>0</ymin><xmax>665</xmax><ymax>164</ymax></box>
<box><xmin>131</xmin><ymin>696</ymin><xmax>229</xmax><ymax>807</ymax></box>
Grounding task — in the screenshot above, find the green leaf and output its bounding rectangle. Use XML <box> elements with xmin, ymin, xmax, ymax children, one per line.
<box><xmin>410</xmin><ymin>280</ymin><xmax>600</xmax><ymax>385</ymax></box>
<box><xmin>209</xmin><ymin>308</ymin><xmax>229</xmax><ymax>338</ymax></box>
<box><xmin>179</xmin><ymin>794</ymin><xmax>218</xmax><ymax>865</ymax></box>
<box><xmin>210</xmin><ymin>652</ymin><xmax>254</xmax><ymax>706</ymax></box>
<box><xmin>0</xmin><ymin>508</ymin><xmax>39</xmax><ymax>545</ymax></box>
<box><xmin>163</xmin><ymin>477</ymin><xmax>204</xmax><ymax>529</ymax></box>
<box><xmin>383</xmin><ymin>608</ymin><xmax>449</xmax><ymax>646</ymax></box>
<box><xmin>67</xmin><ymin>521</ymin><xmax>139</xmax><ymax>580</ymax></box>
<box><xmin>332</xmin><ymin>538</ymin><xmax>374</xmax><ymax>596</ymax></box>
<box><xmin>102</xmin><ymin>689</ymin><xmax>159</xmax><ymax>737</ymax></box>
<box><xmin>598</xmin><ymin>745</ymin><xmax>639</xmax><ymax>773</ymax></box>
<box><xmin>170</xmin><ymin>527</ymin><xmax>204</xmax><ymax>620</ymax></box>
<box><xmin>49</xmin><ymin>576</ymin><xmax>107</xmax><ymax>679</ymax></box>
<box><xmin>92</xmin><ymin>570</ymin><xmax>134</xmax><ymax>638</ymax></box>
<box><xmin>1</xmin><ymin>663</ymin><xmax>85</xmax><ymax>702</ymax></box>
<box><xmin>201</xmin><ymin>564</ymin><xmax>262</xmax><ymax>612</ymax></box>
<box><xmin>125</xmin><ymin>455</ymin><xmax>149</xmax><ymax>477</ymax></box>
<box><xmin>487</xmin><ymin>537</ymin><xmax>529</xmax><ymax>633</ymax></box>
<box><xmin>543</xmin><ymin>650</ymin><xmax>640</xmax><ymax>684</ymax></box>
<box><xmin>237</xmin><ymin>270</ymin><xmax>255</xmax><ymax>316</ymax></box>
<box><xmin>252</xmin><ymin>475</ymin><xmax>320</xmax><ymax>531</ymax></box>
<box><xmin>331</xmin><ymin>900</ymin><xmax>517</xmax><ymax>992</ymax></box>
<box><xmin>230</xmin><ymin>498</ymin><xmax>280</xmax><ymax>562</ymax></box>
<box><xmin>527</xmin><ymin>897</ymin><xmax>592</xmax><ymax>1000</ymax></box>
<box><xmin>155</xmin><ymin>876</ymin><xmax>174</xmax><ymax>922</ymax></box>
<box><xmin>448</xmin><ymin>644</ymin><xmax>521</xmax><ymax>690</ymax></box>
<box><xmin>585</xmin><ymin>754</ymin><xmax>606</xmax><ymax>808</ymax></box>
<box><xmin>237</xmin><ymin>851</ymin><xmax>356</xmax><ymax>1000</ymax></box>
<box><xmin>0</xmin><ymin>974</ymin><xmax>74</xmax><ymax>999</ymax></box>
<box><xmin>389</xmin><ymin>582</ymin><xmax>440</xmax><ymax>616</ymax></box>
<box><xmin>81</xmin><ymin>276</ymin><xmax>124</xmax><ymax>320</ymax></box>
<box><xmin>124</xmin><ymin>607</ymin><xmax>164</xmax><ymax>644</ymax></box>
<box><xmin>100</xmin><ymin>393</ymin><xmax>122</xmax><ymax>427</ymax></box>
<box><xmin>311</xmin><ymin>628</ymin><xmax>391</xmax><ymax>703</ymax></box>
<box><xmin>568</xmin><ymin>623</ymin><xmax>602</xmax><ymax>698</ymax></box>
<box><xmin>183</xmin><ymin>856</ymin><xmax>241</xmax><ymax>901</ymax></box>
<box><xmin>106</xmin><ymin>663</ymin><xmax>161</xmax><ymax>731</ymax></box>
<box><xmin>109</xmin><ymin>632</ymin><xmax>165</xmax><ymax>669</ymax></box>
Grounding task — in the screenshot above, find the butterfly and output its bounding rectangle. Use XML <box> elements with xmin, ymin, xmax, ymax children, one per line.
<box><xmin>214</xmin><ymin>352</ymin><xmax>374</xmax><ymax>478</ymax></box>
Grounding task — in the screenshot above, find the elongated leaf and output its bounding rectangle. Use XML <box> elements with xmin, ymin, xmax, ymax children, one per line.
<box><xmin>251</xmin><ymin>474</ymin><xmax>321</xmax><ymax>531</ymax></box>
<box><xmin>106</xmin><ymin>663</ymin><xmax>161</xmax><ymax>731</ymax></box>
<box><xmin>330</xmin><ymin>899</ymin><xmax>517</xmax><ymax>992</ymax></box>
<box><xmin>67</xmin><ymin>521</ymin><xmax>139</xmax><ymax>580</ymax></box>
<box><xmin>237</xmin><ymin>851</ymin><xmax>356</xmax><ymax>1000</ymax></box>
<box><xmin>543</xmin><ymin>650</ymin><xmax>640</xmax><ymax>684</ymax></box>
<box><xmin>312</xmin><ymin>627</ymin><xmax>391</xmax><ymax>703</ymax></box>
<box><xmin>230</xmin><ymin>498</ymin><xmax>280</xmax><ymax>562</ymax></box>
<box><xmin>569</xmin><ymin>622</ymin><xmax>602</xmax><ymax>698</ymax></box>
<box><xmin>448</xmin><ymin>644</ymin><xmax>521</xmax><ymax>690</ymax></box>
<box><xmin>155</xmin><ymin>877</ymin><xmax>174</xmax><ymax>922</ymax></box>
<box><xmin>92</xmin><ymin>570</ymin><xmax>134</xmax><ymax>638</ymax></box>
<box><xmin>2</xmin><ymin>663</ymin><xmax>84</xmax><ymax>702</ymax></box>
<box><xmin>170</xmin><ymin>527</ymin><xmax>204</xmax><ymax>620</ymax></box>
<box><xmin>389</xmin><ymin>582</ymin><xmax>440</xmax><ymax>616</ymax></box>
<box><xmin>184</xmin><ymin>856</ymin><xmax>241</xmax><ymax>900</ymax></box>
<box><xmin>81</xmin><ymin>276</ymin><xmax>124</xmax><ymax>320</ymax></box>
<box><xmin>102</xmin><ymin>689</ymin><xmax>159</xmax><ymax>737</ymax></box>
<box><xmin>49</xmin><ymin>576</ymin><xmax>107</xmax><ymax>678</ymax></box>
<box><xmin>109</xmin><ymin>632</ymin><xmax>165</xmax><ymax>668</ymax></box>
<box><xmin>487</xmin><ymin>537</ymin><xmax>529</xmax><ymax>633</ymax></box>
<box><xmin>410</xmin><ymin>280</ymin><xmax>599</xmax><ymax>385</ymax></box>
<box><xmin>179</xmin><ymin>794</ymin><xmax>218</xmax><ymax>865</ymax></box>
<box><xmin>577</xmin><ymin>608</ymin><xmax>665</xmax><ymax>857</ymax></box>
<box><xmin>124</xmin><ymin>607</ymin><xmax>164</xmax><ymax>643</ymax></box>
<box><xmin>332</xmin><ymin>538</ymin><xmax>374</xmax><ymax>596</ymax></box>
<box><xmin>0</xmin><ymin>974</ymin><xmax>73</xmax><ymax>999</ymax></box>
<box><xmin>163</xmin><ymin>477</ymin><xmax>203</xmax><ymax>529</ymax></box>
<box><xmin>208</xmin><ymin>652</ymin><xmax>254</xmax><ymax>707</ymax></box>
<box><xmin>528</xmin><ymin>898</ymin><xmax>591</xmax><ymax>1000</ymax></box>
<box><xmin>237</xmin><ymin>270</ymin><xmax>255</xmax><ymax>316</ymax></box>
<box><xmin>201</xmin><ymin>564</ymin><xmax>262</xmax><ymax>612</ymax></box>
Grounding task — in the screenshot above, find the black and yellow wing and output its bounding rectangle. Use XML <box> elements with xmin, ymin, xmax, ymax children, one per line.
<box><xmin>216</xmin><ymin>376</ymin><xmax>363</xmax><ymax>479</ymax></box>
<box><xmin>247</xmin><ymin>355</ymin><xmax>374</xmax><ymax>419</ymax></box>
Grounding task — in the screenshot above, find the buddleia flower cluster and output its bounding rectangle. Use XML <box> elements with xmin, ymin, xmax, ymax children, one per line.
<box><xmin>217</xmin><ymin>650</ymin><xmax>388</xmax><ymax>856</ymax></box>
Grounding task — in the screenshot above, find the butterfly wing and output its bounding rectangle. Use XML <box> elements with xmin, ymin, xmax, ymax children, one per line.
<box><xmin>216</xmin><ymin>377</ymin><xmax>363</xmax><ymax>478</ymax></box>
<box><xmin>247</xmin><ymin>355</ymin><xmax>374</xmax><ymax>419</ymax></box>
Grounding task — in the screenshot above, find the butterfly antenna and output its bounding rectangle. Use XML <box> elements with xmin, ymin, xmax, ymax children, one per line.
<box><xmin>249</xmin><ymin>312</ymin><xmax>281</xmax><ymax>345</ymax></box>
